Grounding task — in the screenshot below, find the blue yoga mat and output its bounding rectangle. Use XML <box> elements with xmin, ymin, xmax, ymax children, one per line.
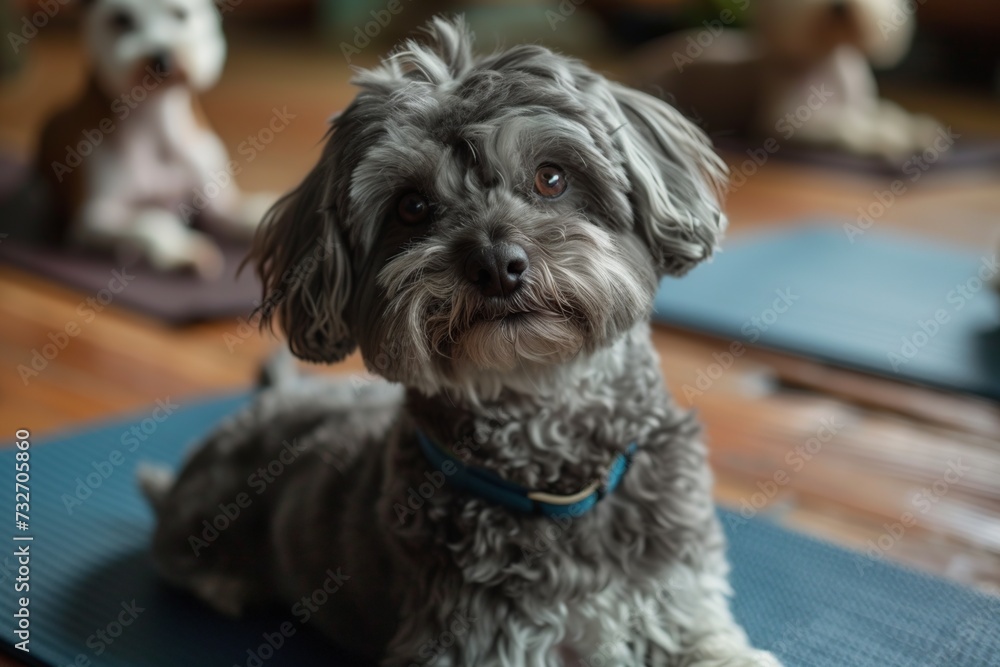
<box><xmin>653</xmin><ymin>224</ymin><xmax>1000</xmax><ymax>401</ymax></box>
<box><xmin>1</xmin><ymin>395</ymin><xmax>998</xmax><ymax>666</ymax></box>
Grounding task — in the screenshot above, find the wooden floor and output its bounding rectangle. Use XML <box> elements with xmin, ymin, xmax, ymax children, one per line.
<box><xmin>1</xmin><ymin>30</ymin><xmax>999</xmax><ymax>660</ymax></box>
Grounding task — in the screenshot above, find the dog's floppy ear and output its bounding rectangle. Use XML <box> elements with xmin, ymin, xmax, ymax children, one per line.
<box><xmin>250</xmin><ymin>126</ymin><xmax>355</xmax><ymax>363</ymax></box>
<box><xmin>605</xmin><ymin>82</ymin><xmax>728</xmax><ymax>277</ymax></box>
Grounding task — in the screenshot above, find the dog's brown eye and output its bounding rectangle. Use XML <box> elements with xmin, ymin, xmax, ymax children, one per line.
<box><xmin>397</xmin><ymin>192</ymin><xmax>430</xmax><ymax>226</ymax></box>
<box><xmin>110</xmin><ymin>10</ymin><xmax>136</xmax><ymax>32</ymax></box>
<box><xmin>534</xmin><ymin>165</ymin><xmax>567</xmax><ymax>198</ymax></box>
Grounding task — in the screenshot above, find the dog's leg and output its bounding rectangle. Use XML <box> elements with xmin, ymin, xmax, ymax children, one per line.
<box><xmin>75</xmin><ymin>200</ymin><xmax>224</xmax><ymax>278</ymax></box>
<box><xmin>870</xmin><ymin>99</ymin><xmax>944</xmax><ymax>158</ymax></box>
<box><xmin>144</xmin><ymin>411</ymin><xmax>290</xmax><ymax>617</ymax></box>
<box><xmin>648</xmin><ymin>589</ymin><xmax>781</xmax><ymax>667</ymax></box>
<box><xmin>788</xmin><ymin>49</ymin><xmax>941</xmax><ymax>162</ymax></box>
<box><xmin>171</xmin><ymin>126</ymin><xmax>278</xmax><ymax>239</ymax></box>
<box><xmin>760</xmin><ymin>47</ymin><xmax>942</xmax><ymax>163</ymax></box>
<box><xmin>796</xmin><ymin>104</ymin><xmax>940</xmax><ymax>163</ymax></box>
<box><xmin>381</xmin><ymin>593</ymin><xmax>567</xmax><ymax>667</ymax></box>
<box><xmin>198</xmin><ymin>187</ymin><xmax>278</xmax><ymax>239</ymax></box>
<box><xmin>627</xmin><ymin>587</ymin><xmax>782</xmax><ymax>666</ymax></box>
<box><xmin>147</xmin><ymin>377</ymin><xmax>403</xmax><ymax>627</ymax></box>
<box><xmin>628</xmin><ymin>527</ymin><xmax>781</xmax><ymax>667</ymax></box>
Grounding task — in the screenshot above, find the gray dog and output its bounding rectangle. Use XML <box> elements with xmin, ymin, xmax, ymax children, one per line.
<box><xmin>142</xmin><ymin>17</ymin><xmax>780</xmax><ymax>667</ymax></box>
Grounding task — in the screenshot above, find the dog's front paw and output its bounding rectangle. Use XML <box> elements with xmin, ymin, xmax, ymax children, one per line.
<box><xmin>685</xmin><ymin>649</ymin><xmax>782</xmax><ymax>667</ymax></box>
<box><xmin>686</xmin><ymin>648</ymin><xmax>782</xmax><ymax>667</ymax></box>
<box><xmin>156</xmin><ymin>232</ymin><xmax>224</xmax><ymax>280</ymax></box>
<box><xmin>683</xmin><ymin>634</ymin><xmax>783</xmax><ymax>667</ymax></box>
<box><xmin>137</xmin><ymin>218</ymin><xmax>225</xmax><ymax>280</ymax></box>
<box><xmin>908</xmin><ymin>114</ymin><xmax>947</xmax><ymax>154</ymax></box>
<box><xmin>869</xmin><ymin>102</ymin><xmax>946</xmax><ymax>163</ymax></box>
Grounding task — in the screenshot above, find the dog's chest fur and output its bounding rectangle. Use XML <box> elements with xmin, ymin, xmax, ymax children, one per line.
<box><xmin>381</xmin><ymin>324</ymin><xmax>716</xmax><ymax>609</ymax></box>
<box><xmin>101</xmin><ymin>88</ymin><xmax>222</xmax><ymax>205</ymax></box>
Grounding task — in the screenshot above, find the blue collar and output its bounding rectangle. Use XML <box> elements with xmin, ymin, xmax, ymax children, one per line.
<box><xmin>415</xmin><ymin>430</ymin><xmax>637</xmax><ymax>518</ymax></box>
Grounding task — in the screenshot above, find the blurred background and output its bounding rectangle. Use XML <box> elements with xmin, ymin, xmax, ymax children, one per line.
<box><xmin>0</xmin><ymin>0</ymin><xmax>998</xmax><ymax>618</ymax></box>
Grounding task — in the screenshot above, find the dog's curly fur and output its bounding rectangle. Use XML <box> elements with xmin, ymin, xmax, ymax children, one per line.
<box><xmin>143</xmin><ymin>17</ymin><xmax>780</xmax><ymax>666</ymax></box>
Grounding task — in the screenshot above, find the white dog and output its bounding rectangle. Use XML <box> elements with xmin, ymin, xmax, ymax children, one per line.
<box><xmin>636</xmin><ymin>0</ymin><xmax>942</xmax><ymax>162</ymax></box>
<box><xmin>38</xmin><ymin>0</ymin><xmax>274</xmax><ymax>278</ymax></box>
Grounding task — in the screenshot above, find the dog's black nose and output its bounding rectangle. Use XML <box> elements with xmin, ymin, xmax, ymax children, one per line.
<box><xmin>829</xmin><ymin>0</ymin><xmax>851</xmax><ymax>20</ymax></box>
<box><xmin>151</xmin><ymin>52</ymin><xmax>172</xmax><ymax>76</ymax></box>
<box><xmin>464</xmin><ymin>242</ymin><xmax>529</xmax><ymax>298</ymax></box>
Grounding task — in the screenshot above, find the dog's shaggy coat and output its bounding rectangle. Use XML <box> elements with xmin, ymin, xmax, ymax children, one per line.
<box><xmin>144</xmin><ymin>17</ymin><xmax>781</xmax><ymax>667</ymax></box>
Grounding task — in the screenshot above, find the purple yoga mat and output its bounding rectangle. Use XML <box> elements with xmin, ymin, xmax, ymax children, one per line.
<box><xmin>0</xmin><ymin>240</ymin><xmax>261</xmax><ymax>325</ymax></box>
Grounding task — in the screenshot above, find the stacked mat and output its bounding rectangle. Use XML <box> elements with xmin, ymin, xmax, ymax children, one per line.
<box><xmin>1</xmin><ymin>395</ymin><xmax>998</xmax><ymax>666</ymax></box>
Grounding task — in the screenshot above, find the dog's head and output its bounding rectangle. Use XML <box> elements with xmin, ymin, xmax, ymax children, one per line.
<box><xmin>755</xmin><ymin>0</ymin><xmax>915</xmax><ymax>68</ymax></box>
<box><xmin>252</xmin><ymin>17</ymin><xmax>726</xmax><ymax>397</ymax></box>
<box><xmin>81</xmin><ymin>0</ymin><xmax>226</xmax><ymax>97</ymax></box>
